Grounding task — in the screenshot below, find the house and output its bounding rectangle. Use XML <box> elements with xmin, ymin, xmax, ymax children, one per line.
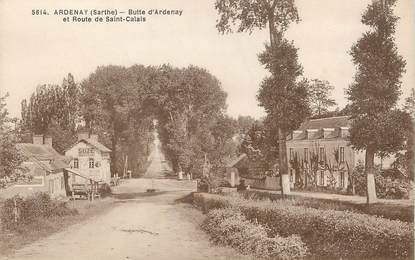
<box><xmin>286</xmin><ymin>116</ymin><xmax>394</xmax><ymax>190</ymax></box>
<box><xmin>225</xmin><ymin>154</ymin><xmax>246</xmax><ymax>187</ymax></box>
<box><xmin>0</xmin><ymin>135</ymin><xmax>69</xmax><ymax>199</ymax></box>
<box><xmin>225</xmin><ymin>153</ymin><xmax>280</xmax><ymax>190</ymax></box>
<box><xmin>65</xmin><ymin>132</ymin><xmax>111</xmax><ymax>185</ymax></box>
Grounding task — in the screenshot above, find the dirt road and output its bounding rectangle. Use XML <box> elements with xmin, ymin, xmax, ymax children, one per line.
<box><xmin>1</xmin><ymin>135</ymin><xmax>250</xmax><ymax>260</ymax></box>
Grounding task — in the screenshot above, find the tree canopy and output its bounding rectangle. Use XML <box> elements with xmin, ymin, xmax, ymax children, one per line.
<box><xmin>216</xmin><ymin>0</ymin><xmax>306</xmax><ymax>195</ymax></box>
<box><xmin>21</xmin><ymin>73</ymin><xmax>80</xmax><ymax>153</ymax></box>
<box><xmin>257</xmin><ymin>41</ymin><xmax>310</xmax><ymax>133</ymax></box>
<box><xmin>81</xmin><ymin>64</ymin><xmax>236</xmax><ymax>179</ymax></box>
<box><xmin>308</xmin><ymin>79</ymin><xmax>337</xmax><ymax>117</ymax></box>
<box><xmin>0</xmin><ymin>94</ymin><xmax>24</xmax><ymax>184</ymax></box>
<box><xmin>215</xmin><ymin>0</ymin><xmax>299</xmax><ymax>36</ymax></box>
<box><xmin>346</xmin><ymin>0</ymin><xmax>408</xmax><ymax>202</ymax></box>
<box><xmin>347</xmin><ymin>0</ymin><xmax>407</xmax><ymax>155</ymax></box>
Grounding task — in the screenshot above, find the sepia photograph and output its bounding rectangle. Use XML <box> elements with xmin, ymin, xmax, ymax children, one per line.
<box><xmin>0</xmin><ymin>0</ymin><xmax>414</xmax><ymax>259</ymax></box>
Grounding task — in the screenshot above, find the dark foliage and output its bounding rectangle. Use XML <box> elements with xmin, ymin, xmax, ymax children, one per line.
<box><xmin>194</xmin><ymin>193</ymin><xmax>413</xmax><ymax>259</ymax></box>
<box><xmin>1</xmin><ymin>193</ymin><xmax>77</xmax><ymax>231</ymax></box>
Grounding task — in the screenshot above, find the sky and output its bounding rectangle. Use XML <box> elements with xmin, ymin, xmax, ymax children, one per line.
<box><xmin>0</xmin><ymin>0</ymin><xmax>414</xmax><ymax>119</ymax></box>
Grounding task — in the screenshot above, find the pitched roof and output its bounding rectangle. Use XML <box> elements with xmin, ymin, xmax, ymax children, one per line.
<box><xmin>16</xmin><ymin>143</ymin><xmax>70</xmax><ymax>172</ymax></box>
<box><xmin>227</xmin><ymin>153</ymin><xmax>247</xmax><ymax>168</ymax></box>
<box><xmin>79</xmin><ymin>138</ymin><xmax>111</xmax><ymax>153</ymax></box>
<box><xmin>298</xmin><ymin>116</ymin><xmax>351</xmax><ymax>130</ymax></box>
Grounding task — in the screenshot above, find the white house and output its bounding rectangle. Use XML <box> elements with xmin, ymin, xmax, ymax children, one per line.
<box><xmin>286</xmin><ymin>116</ymin><xmax>394</xmax><ymax>190</ymax></box>
<box><xmin>65</xmin><ymin>132</ymin><xmax>111</xmax><ymax>185</ymax></box>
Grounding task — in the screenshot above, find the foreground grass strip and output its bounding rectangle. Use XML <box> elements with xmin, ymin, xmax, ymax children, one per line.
<box><xmin>194</xmin><ymin>193</ymin><xmax>414</xmax><ymax>259</ymax></box>
<box><xmin>240</xmin><ymin>190</ymin><xmax>414</xmax><ymax>223</ymax></box>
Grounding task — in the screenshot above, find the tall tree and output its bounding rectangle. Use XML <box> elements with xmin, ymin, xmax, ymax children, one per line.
<box><xmin>257</xmin><ymin>42</ymin><xmax>310</xmax><ymax>193</ymax></box>
<box><xmin>0</xmin><ymin>94</ymin><xmax>24</xmax><ymax>185</ymax></box>
<box><xmin>81</xmin><ymin>65</ymin><xmax>132</xmax><ymax>176</ymax></box>
<box><xmin>346</xmin><ymin>0</ymin><xmax>408</xmax><ymax>203</ymax></box>
<box><xmin>154</xmin><ymin>65</ymin><xmax>229</xmax><ymax>177</ymax></box>
<box><xmin>308</xmin><ymin>79</ymin><xmax>337</xmax><ymax>117</ymax></box>
<box><xmin>215</xmin><ymin>0</ymin><xmax>302</xmax><ymax>194</ymax></box>
<box><xmin>392</xmin><ymin>88</ymin><xmax>415</xmax><ymax>181</ymax></box>
<box><xmin>21</xmin><ymin>73</ymin><xmax>80</xmax><ymax>153</ymax></box>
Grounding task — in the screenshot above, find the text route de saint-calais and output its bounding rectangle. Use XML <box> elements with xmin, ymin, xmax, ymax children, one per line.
<box><xmin>31</xmin><ymin>9</ymin><xmax>183</xmax><ymax>23</ymax></box>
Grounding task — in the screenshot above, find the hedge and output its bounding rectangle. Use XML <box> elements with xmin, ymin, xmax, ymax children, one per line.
<box><xmin>239</xmin><ymin>190</ymin><xmax>414</xmax><ymax>223</ymax></box>
<box><xmin>194</xmin><ymin>193</ymin><xmax>414</xmax><ymax>259</ymax></box>
<box><xmin>202</xmin><ymin>208</ymin><xmax>307</xmax><ymax>260</ymax></box>
<box><xmin>1</xmin><ymin>193</ymin><xmax>77</xmax><ymax>231</ymax></box>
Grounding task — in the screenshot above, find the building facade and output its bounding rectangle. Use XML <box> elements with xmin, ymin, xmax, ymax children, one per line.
<box><xmin>286</xmin><ymin>116</ymin><xmax>395</xmax><ymax>190</ymax></box>
<box><xmin>0</xmin><ymin>135</ymin><xmax>69</xmax><ymax>199</ymax></box>
<box><xmin>65</xmin><ymin>132</ymin><xmax>111</xmax><ymax>185</ymax></box>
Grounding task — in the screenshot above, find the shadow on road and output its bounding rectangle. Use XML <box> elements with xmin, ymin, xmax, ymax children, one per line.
<box><xmin>112</xmin><ymin>191</ymin><xmax>168</xmax><ymax>200</ymax></box>
<box><xmin>174</xmin><ymin>192</ymin><xmax>195</xmax><ymax>204</ymax></box>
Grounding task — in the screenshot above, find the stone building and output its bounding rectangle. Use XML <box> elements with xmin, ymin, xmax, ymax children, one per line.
<box><xmin>286</xmin><ymin>116</ymin><xmax>394</xmax><ymax>190</ymax></box>
<box><xmin>65</xmin><ymin>132</ymin><xmax>111</xmax><ymax>185</ymax></box>
<box><xmin>0</xmin><ymin>135</ymin><xmax>69</xmax><ymax>199</ymax></box>
<box><xmin>225</xmin><ymin>153</ymin><xmax>280</xmax><ymax>190</ymax></box>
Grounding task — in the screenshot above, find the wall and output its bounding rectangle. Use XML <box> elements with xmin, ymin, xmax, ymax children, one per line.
<box><xmin>65</xmin><ymin>142</ymin><xmax>111</xmax><ymax>184</ymax></box>
<box><xmin>44</xmin><ymin>172</ymin><xmax>66</xmax><ymax>198</ymax></box>
<box><xmin>241</xmin><ymin>176</ymin><xmax>281</xmax><ymax>191</ymax></box>
<box><xmin>0</xmin><ymin>172</ymin><xmax>66</xmax><ymax>199</ymax></box>
<box><xmin>286</xmin><ymin>138</ymin><xmax>352</xmax><ymax>190</ymax></box>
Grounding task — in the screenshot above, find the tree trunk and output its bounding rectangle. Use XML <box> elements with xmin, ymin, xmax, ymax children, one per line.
<box><xmin>365</xmin><ymin>146</ymin><xmax>377</xmax><ymax>203</ymax></box>
<box><xmin>110</xmin><ymin>131</ymin><xmax>118</xmax><ymax>177</ymax></box>
<box><xmin>278</xmin><ymin>128</ymin><xmax>290</xmax><ymax>195</ymax></box>
<box><xmin>110</xmin><ymin>111</ymin><xmax>118</xmax><ymax>177</ymax></box>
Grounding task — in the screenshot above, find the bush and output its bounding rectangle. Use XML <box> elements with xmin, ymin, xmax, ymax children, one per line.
<box><xmin>202</xmin><ymin>208</ymin><xmax>307</xmax><ymax>260</ymax></box>
<box><xmin>194</xmin><ymin>193</ymin><xmax>414</xmax><ymax>259</ymax></box>
<box><xmin>1</xmin><ymin>192</ymin><xmax>77</xmax><ymax>231</ymax></box>
<box><xmin>353</xmin><ymin>161</ymin><xmax>412</xmax><ymax>199</ymax></box>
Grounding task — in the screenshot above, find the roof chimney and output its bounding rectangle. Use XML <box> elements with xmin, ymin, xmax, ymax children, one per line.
<box><xmin>44</xmin><ymin>135</ymin><xmax>53</xmax><ymax>146</ymax></box>
<box><xmin>89</xmin><ymin>134</ymin><xmax>98</xmax><ymax>142</ymax></box>
<box><xmin>33</xmin><ymin>134</ymin><xmax>44</xmax><ymax>145</ymax></box>
<box><xmin>78</xmin><ymin>131</ymin><xmax>89</xmax><ymax>141</ymax></box>
<box><xmin>292</xmin><ymin>130</ymin><xmax>303</xmax><ymax>140</ymax></box>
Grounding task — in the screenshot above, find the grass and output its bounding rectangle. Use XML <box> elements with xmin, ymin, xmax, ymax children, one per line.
<box><xmin>240</xmin><ymin>190</ymin><xmax>414</xmax><ymax>222</ymax></box>
<box><xmin>0</xmin><ymin>198</ymin><xmax>114</xmax><ymax>256</ymax></box>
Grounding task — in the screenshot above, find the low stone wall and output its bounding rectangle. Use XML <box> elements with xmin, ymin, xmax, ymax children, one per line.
<box><xmin>242</xmin><ymin>176</ymin><xmax>280</xmax><ymax>191</ymax></box>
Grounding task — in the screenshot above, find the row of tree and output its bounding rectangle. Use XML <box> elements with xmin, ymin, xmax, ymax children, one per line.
<box><xmin>3</xmin><ymin>64</ymin><xmax>239</xmax><ymax>181</ymax></box>
<box><xmin>215</xmin><ymin>0</ymin><xmax>413</xmax><ymax>202</ymax></box>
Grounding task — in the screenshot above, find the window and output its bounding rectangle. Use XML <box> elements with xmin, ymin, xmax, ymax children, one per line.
<box><xmin>304</xmin><ymin>148</ymin><xmax>309</xmax><ymax>163</ymax></box>
<box><xmin>340</xmin><ymin>171</ymin><xmax>345</xmax><ymax>188</ymax></box>
<box><xmin>89</xmin><ymin>158</ymin><xmax>95</xmax><ymax>168</ymax></box>
<box><xmin>319</xmin><ymin>147</ymin><xmax>325</xmax><ymax>164</ymax></box>
<box><xmin>61</xmin><ymin>176</ymin><xmax>64</xmax><ymax>190</ymax></box>
<box><xmin>73</xmin><ymin>158</ymin><xmax>79</xmax><ymax>169</ymax></box>
<box><xmin>49</xmin><ymin>179</ymin><xmax>54</xmax><ymax>193</ymax></box>
<box><xmin>289</xmin><ymin>148</ymin><xmax>294</xmax><ymax>161</ymax></box>
<box><xmin>340</xmin><ymin>147</ymin><xmax>345</xmax><ymax>163</ymax></box>
<box><xmin>319</xmin><ymin>171</ymin><xmax>324</xmax><ymax>186</ymax></box>
<box><xmin>290</xmin><ymin>169</ymin><xmax>294</xmax><ymax>182</ymax></box>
